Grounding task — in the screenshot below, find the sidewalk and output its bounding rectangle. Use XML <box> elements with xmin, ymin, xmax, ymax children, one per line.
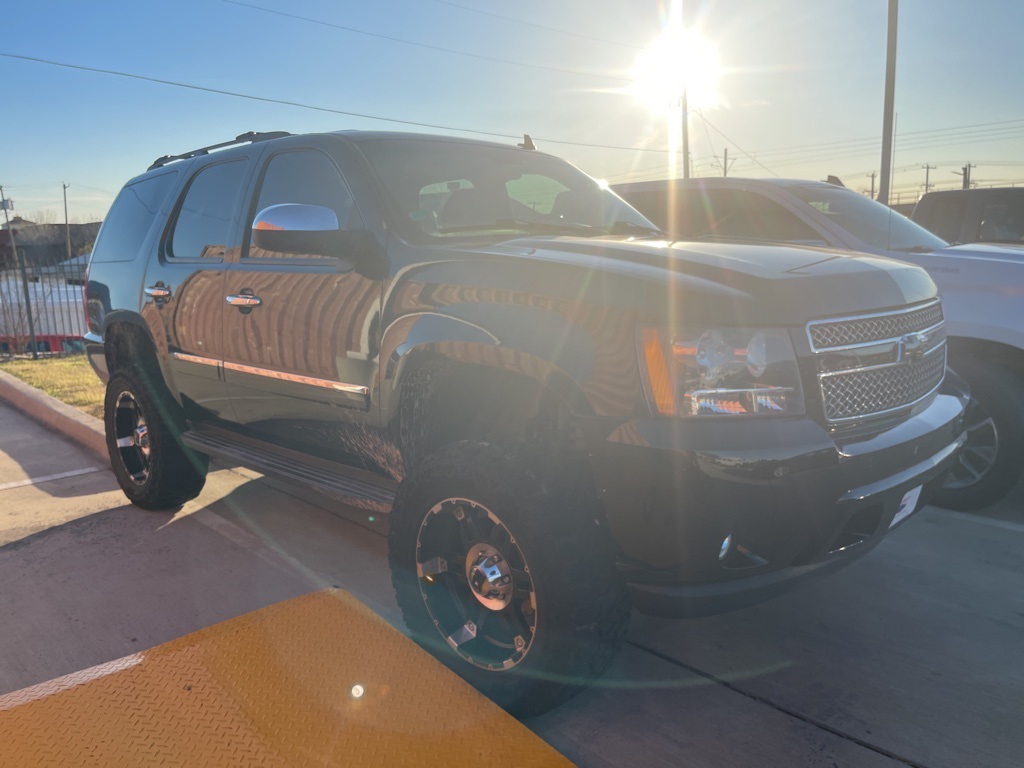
<box><xmin>0</xmin><ymin>367</ymin><xmax>106</xmax><ymax>461</ymax></box>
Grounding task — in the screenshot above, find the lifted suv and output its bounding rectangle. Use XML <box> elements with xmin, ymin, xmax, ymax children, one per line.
<box><xmin>86</xmin><ymin>131</ymin><xmax>966</xmax><ymax>715</ymax></box>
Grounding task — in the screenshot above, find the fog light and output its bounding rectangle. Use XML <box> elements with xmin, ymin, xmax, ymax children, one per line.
<box><xmin>719</xmin><ymin>534</ymin><xmax>733</xmax><ymax>560</ymax></box>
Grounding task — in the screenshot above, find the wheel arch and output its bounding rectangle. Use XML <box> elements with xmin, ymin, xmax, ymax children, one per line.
<box><xmin>947</xmin><ymin>335</ymin><xmax>1024</xmax><ymax>373</ymax></box>
<box><xmin>103</xmin><ymin>313</ymin><xmax>176</xmax><ymax>400</ymax></box>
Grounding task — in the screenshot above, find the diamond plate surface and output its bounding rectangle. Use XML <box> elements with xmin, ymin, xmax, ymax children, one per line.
<box><xmin>0</xmin><ymin>590</ymin><xmax>571</xmax><ymax>767</ymax></box>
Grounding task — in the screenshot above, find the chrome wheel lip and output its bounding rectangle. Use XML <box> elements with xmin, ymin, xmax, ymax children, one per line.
<box><xmin>415</xmin><ymin>497</ymin><xmax>537</xmax><ymax>671</ymax></box>
<box><xmin>113</xmin><ymin>390</ymin><xmax>151</xmax><ymax>485</ymax></box>
<box><xmin>945</xmin><ymin>396</ymin><xmax>999</xmax><ymax>490</ymax></box>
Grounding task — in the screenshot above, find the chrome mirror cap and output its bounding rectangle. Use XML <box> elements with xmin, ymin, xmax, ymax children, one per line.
<box><xmin>251</xmin><ymin>204</ymin><xmax>342</xmax><ymax>257</ymax></box>
<box><xmin>253</xmin><ymin>203</ymin><xmax>339</xmax><ymax>233</ymax></box>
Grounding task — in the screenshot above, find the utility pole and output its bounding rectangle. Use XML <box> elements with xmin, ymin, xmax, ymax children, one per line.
<box><xmin>961</xmin><ymin>164</ymin><xmax>974</xmax><ymax>189</ymax></box>
<box><xmin>877</xmin><ymin>0</ymin><xmax>899</xmax><ymax>206</ymax></box>
<box><xmin>0</xmin><ymin>186</ymin><xmax>39</xmax><ymax>359</ymax></box>
<box><xmin>868</xmin><ymin>172</ymin><xmax>877</xmax><ymax>198</ymax></box>
<box><xmin>922</xmin><ymin>164</ymin><xmax>935</xmax><ymax>194</ymax></box>
<box><xmin>681</xmin><ymin>90</ymin><xmax>690</xmax><ymax>179</ymax></box>
<box><xmin>63</xmin><ymin>183</ymin><xmax>72</xmax><ymax>260</ymax></box>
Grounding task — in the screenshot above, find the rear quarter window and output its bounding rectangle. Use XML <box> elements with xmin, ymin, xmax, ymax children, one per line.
<box><xmin>918</xmin><ymin>195</ymin><xmax>967</xmax><ymax>242</ymax></box>
<box><xmin>91</xmin><ymin>171</ymin><xmax>178</xmax><ymax>263</ymax></box>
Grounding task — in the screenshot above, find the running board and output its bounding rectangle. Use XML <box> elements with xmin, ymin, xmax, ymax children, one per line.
<box><xmin>182</xmin><ymin>429</ymin><xmax>396</xmax><ymax>510</ymax></box>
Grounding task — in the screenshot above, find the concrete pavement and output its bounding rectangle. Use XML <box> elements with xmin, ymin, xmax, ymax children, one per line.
<box><xmin>1</xmin><ymin>372</ymin><xmax>1023</xmax><ymax>767</ymax></box>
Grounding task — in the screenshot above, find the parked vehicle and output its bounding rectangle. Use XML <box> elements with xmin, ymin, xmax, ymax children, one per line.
<box><xmin>85</xmin><ymin>132</ymin><xmax>966</xmax><ymax>715</ymax></box>
<box><xmin>30</xmin><ymin>252</ymin><xmax>91</xmax><ymax>285</ymax></box>
<box><xmin>615</xmin><ymin>177</ymin><xmax>1022</xmax><ymax>510</ymax></box>
<box><xmin>911</xmin><ymin>187</ymin><xmax>1024</xmax><ymax>246</ymax></box>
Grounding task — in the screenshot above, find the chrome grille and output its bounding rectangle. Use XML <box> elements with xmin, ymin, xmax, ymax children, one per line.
<box><xmin>808</xmin><ymin>302</ymin><xmax>944</xmax><ymax>351</ymax></box>
<box><xmin>807</xmin><ymin>300</ymin><xmax>946</xmax><ymax>424</ymax></box>
<box><xmin>820</xmin><ymin>347</ymin><xmax>946</xmax><ymax>421</ymax></box>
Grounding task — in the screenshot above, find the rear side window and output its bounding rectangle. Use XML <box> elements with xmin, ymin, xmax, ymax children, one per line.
<box><xmin>169</xmin><ymin>160</ymin><xmax>248</xmax><ymax>259</ymax></box>
<box><xmin>922</xmin><ymin>195</ymin><xmax>967</xmax><ymax>242</ymax></box>
<box><xmin>977</xmin><ymin>197</ymin><xmax>1024</xmax><ymax>244</ymax></box>
<box><xmin>91</xmin><ymin>171</ymin><xmax>178</xmax><ymax>263</ymax></box>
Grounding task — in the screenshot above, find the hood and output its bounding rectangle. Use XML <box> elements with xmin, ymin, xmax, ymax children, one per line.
<box><xmin>498</xmin><ymin>236</ymin><xmax>938</xmax><ymax>326</ymax></box>
<box><xmin>935</xmin><ymin>242</ymin><xmax>1024</xmax><ymax>262</ymax></box>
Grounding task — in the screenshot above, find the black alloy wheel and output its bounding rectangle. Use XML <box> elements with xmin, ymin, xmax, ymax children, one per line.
<box><xmin>111</xmin><ymin>389</ymin><xmax>153</xmax><ymax>486</ymax></box>
<box><xmin>104</xmin><ymin>369</ymin><xmax>208</xmax><ymax>510</ymax></box>
<box><xmin>415</xmin><ymin>496</ymin><xmax>537</xmax><ymax>672</ymax></box>
<box><xmin>389</xmin><ymin>441</ymin><xmax>630</xmax><ymax>717</ymax></box>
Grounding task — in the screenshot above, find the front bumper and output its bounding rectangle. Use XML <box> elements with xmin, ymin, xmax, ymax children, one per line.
<box><xmin>583</xmin><ymin>391</ymin><xmax>967</xmax><ymax>617</ymax></box>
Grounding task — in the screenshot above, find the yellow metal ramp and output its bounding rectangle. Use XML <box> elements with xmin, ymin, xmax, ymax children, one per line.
<box><xmin>0</xmin><ymin>590</ymin><xmax>571</xmax><ymax>766</ymax></box>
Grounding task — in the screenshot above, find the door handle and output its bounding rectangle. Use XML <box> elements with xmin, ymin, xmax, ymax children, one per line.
<box><xmin>144</xmin><ymin>284</ymin><xmax>172</xmax><ymax>299</ymax></box>
<box><xmin>225</xmin><ymin>294</ymin><xmax>263</xmax><ymax>307</ymax></box>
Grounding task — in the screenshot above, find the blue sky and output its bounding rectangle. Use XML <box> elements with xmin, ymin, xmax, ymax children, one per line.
<box><xmin>2</xmin><ymin>0</ymin><xmax>1023</xmax><ymax>222</ymax></box>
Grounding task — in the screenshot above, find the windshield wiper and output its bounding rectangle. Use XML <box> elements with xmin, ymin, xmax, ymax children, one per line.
<box><xmin>891</xmin><ymin>245</ymin><xmax>935</xmax><ymax>253</ymax></box>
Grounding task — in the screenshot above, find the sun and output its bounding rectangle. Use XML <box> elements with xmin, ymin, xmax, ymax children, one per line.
<box><xmin>631</xmin><ymin>25</ymin><xmax>722</xmax><ymax>113</ymax></box>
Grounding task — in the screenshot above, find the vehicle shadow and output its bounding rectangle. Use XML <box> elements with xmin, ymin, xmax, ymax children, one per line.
<box><xmin>0</xmin><ymin>402</ymin><xmax>110</xmax><ymax>500</ymax></box>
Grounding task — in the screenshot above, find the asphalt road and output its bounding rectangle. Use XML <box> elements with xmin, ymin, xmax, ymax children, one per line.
<box><xmin>1</xmin><ymin>400</ymin><xmax>1021</xmax><ymax>768</ymax></box>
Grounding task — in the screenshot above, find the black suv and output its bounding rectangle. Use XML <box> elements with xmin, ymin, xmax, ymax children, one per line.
<box><xmin>85</xmin><ymin>130</ymin><xmax>967</xmax><ymax>716</ymax></box>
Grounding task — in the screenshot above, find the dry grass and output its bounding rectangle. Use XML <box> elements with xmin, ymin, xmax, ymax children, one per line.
<box><xmin>0</xmin><ymin>354</ymin><xmax>105</xmax><ymax>419</ymax></box>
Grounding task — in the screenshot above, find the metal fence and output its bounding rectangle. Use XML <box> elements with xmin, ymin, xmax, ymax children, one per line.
<box><xmin>0</xmin><ymin>252</ymin><xmax>87</xmax><ymax>358</ymax></box>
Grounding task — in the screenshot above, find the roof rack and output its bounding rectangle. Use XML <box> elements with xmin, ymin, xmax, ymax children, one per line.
<box><xmin>148</xmin><ymin>131</ymin><xmax>291</xmax><ymax>170</ymax></box>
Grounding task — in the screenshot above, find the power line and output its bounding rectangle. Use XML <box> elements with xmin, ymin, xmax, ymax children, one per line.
<box><xmin>743</xmin><ymin>118</ymin><xmax>1024</xmax><ymax>162</ymax></box>
<box><xmin>7</xmin><ymin>48</ymin><xmax>1023</xmax><ymax>185</ymax></box>
<box><xmin>694</xmin><ymin>111</ymin><xmax>779</xmax><ymax>177</ymax></box>
<box><xmin>433</xmin><ymin>0</ymin><xmax>644</xmax><ymax>50</ymax></box>
<box><xmin>0</xmin><ymin>51</ymin><xmax>674</xmax><ymax>155</ymax></box>
<box><xmin>221</xmin><ymin>0</ymin><xmax>634</xmax><ymax>83</ymax></box>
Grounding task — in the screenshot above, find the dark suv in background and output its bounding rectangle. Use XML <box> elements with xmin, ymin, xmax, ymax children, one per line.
<box><xmin>911</xmin><ymin>187</ymin><xmax>1024</xmax><ymax>246</ymax></box>
<box><xmin>85</xmin><ymin>130</ymin><xmax>966</xmax><ymax>715</ymax></box>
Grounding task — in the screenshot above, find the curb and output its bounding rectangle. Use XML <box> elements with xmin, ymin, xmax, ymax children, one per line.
<box><xmin>0</xmin><ymin>369</ymin><xmax>108</xmax><ymax>463</ymax></box>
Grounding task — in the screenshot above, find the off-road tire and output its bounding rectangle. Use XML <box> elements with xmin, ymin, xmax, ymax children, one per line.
<box><xmin>388</xmin><ymin>441</ymin><xmax>631</xmax><ymax>717</ymax></box>
<box><xmin>104</xmin><ymin>368</ymin><xmax>208</xmax><ymax>510</ymax></box>
<box><xmin>933</xmin><ymin>358</ymin><xmax>1024</xmax><ymax>511</ymax></box>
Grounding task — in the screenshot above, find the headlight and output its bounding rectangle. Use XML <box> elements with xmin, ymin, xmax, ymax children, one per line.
<box><xmin>638</xmin><ymin>327</ymin><xmax>804</xmax><ymax>417</ymax></box>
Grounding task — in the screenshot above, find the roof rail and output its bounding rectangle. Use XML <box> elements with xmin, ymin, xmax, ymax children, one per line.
<box><xmin>148</xmin><ymin>131</ymin><xmax>291</xmax><ymax>170</ymax></box>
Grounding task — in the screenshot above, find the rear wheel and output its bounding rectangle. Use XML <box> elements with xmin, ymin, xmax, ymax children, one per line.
<box><xmin>104</xmin><ymin>369</ymin><xmax>208</xmax><ymax>510</ymax></box>
<box><xmin>389</xmin><ymin>441</ymin><xmax>630</xmax><ymax>717</ymax></box>
<box><xmin>934</xmin><ymin>358</ymin><xmax>1024</xmax><ymax>510</ymax></box>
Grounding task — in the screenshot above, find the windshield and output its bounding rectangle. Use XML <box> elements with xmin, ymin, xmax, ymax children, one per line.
<box><xmin>790</xmin><ymin>185</ymin><xmax>949</xmax><ymax>252</ymax></box>
<box><xmin>355</xmin><ymin>138</ymin><xmax>657</xmax><ymax>241</ymax></box>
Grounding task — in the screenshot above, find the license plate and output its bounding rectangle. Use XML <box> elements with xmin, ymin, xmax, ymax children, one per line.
<box><xmin>890</xmin><ymin>485</ymin><xmax>923</xmax><ymax>528</ymax></box>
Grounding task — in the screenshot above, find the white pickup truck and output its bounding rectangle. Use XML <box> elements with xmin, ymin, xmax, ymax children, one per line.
<box><xmin>616</xmin><ymin>177</ymin><xmax>1024</xmax><ymax>511</ymax></box>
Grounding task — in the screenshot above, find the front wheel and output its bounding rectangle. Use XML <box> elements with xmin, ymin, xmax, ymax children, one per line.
<box><xmin>388</xmin><ymin>441</ymin><xmax>630</xmax><ymax>717</ymax></box>
<box><xmin>933</xmin><ymin>358</ymin><xmax>1024</xmax><ymax>511</ymax></box>
<box><xmin>104</xmin><ymin>369</ymin><xmax>208</xmax><ymax>510</ymax></box>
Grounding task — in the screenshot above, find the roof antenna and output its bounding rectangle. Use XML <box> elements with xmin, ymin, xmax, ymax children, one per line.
<box><xmin>825</xmin><ymin>175</ymin><xmax>845</xmax><ymax>187</ymax></box>
<box><xmin>518</xmin><ymin>134</ymin><xmax>536</xmax><ymax>150</ymax></box>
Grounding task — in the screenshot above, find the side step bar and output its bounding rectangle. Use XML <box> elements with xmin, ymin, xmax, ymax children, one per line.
<box><xmin>182</xmin><ymin>429</ymin><xmax>396</xmax><ymax>510</ymax></box>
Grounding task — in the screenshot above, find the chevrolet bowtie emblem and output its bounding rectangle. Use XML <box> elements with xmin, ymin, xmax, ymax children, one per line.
<box><xmin>898</xmin><ymin>331</ymin><xmax>928</xmax><ymax>362</ymax></box>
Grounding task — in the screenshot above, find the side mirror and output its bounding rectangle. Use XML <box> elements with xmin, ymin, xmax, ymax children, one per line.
<box><xmin>251</xmin><ymin>203</ymin><xmax>389</xmax><ymax>278</ymax></box>
<box><xmin>252</xmin><ymin>203</ymin><xmax>342</xmax><ymax>257</ymax></box>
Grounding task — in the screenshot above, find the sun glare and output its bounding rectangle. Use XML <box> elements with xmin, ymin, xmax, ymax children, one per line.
<box><xmin>631</xmin><ymin>26</ymin><xmax>722</xmax><ymax>113</ymax></box>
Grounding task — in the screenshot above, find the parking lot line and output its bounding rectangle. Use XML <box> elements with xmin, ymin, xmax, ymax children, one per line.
<box><xmin>0</xmin><ymin>467</ymin><xmax>105</xmax><ymax>492</ymax></box>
